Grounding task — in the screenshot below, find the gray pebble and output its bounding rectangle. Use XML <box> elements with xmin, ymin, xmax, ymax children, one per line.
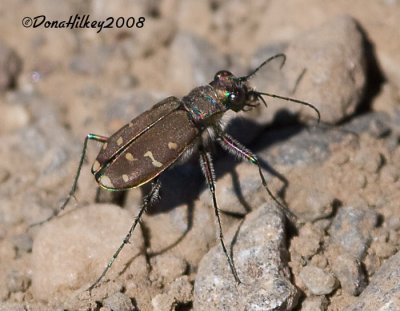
<box><xmin>6</xmin><ymin>270</ymin><xmax>30</xmax><ymax>293</ymax></box>
<box><xmin>331</xmin><ymin>253</ymin><xmax>367</xmax><ymax>296</ymax></box>
<box><xmin>194</xmin><ymin>203</ymin><xmax>299</xmax><ymax>311</ymax></box>
<box><xmin>103</xmin><ymin>292</ymin><xmax>135</xmax><ymax>311</ymax></box>
<box><xmin>11</xmin><ymin>233</ymin><xmax>33</xmax><ymax>254</ymax></box>
<box><xmin>299</xmin><ymin>265</ymin><xmax>338</xmax><ymax>295</ymax></box>
<box><xmin>301</xmin><ymin>296</ymin><xmax>329</xmax><ymax>311</ymax></box>
<box><xmin>256</xmin><ymin>125</ymin><xmax>345</xmax><ymax>168</ymax></box>
<box><xmin>343</xmin><ymin>251</ymin><xmax>400</xmax><ymax>311</ymax></box>
<box><xmin>329</xmin><ymin>205</ymin><xmax>378</xmax><ymax>260</ymax></box>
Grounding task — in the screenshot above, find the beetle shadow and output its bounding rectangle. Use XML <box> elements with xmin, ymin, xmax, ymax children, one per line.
<box><xmin>145</xmin><ymin>109</ymin><xmax>306</xmax><ymax>215</ymax></box>
<box><xmin>138</xmin><ymin>111</ymin><xmax>306</xmax><ymax>258</ymax></box>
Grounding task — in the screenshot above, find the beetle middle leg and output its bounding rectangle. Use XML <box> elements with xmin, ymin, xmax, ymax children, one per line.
<box><xmin>31</xmin><ymin>133</ymin><xmax>108</xmax><ymax>227</ymax></box>
<box><xmin>215</xmin><ymin>130</ymin><xmax>298</xmax><ymax>225</ymax></box>
<box><xmin>199</xmin><ymin>147</ymin><xmax>241</xmax><ymax>284</ymax></box>
<box><xmin>88</xmin><ymin>179</ymin><xmax>161</xmax><ymax>291</ymax></box>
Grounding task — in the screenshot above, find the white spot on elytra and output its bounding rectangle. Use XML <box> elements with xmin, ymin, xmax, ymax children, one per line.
<box><xmin>100</xmin><ymin>175</ymin><xmax>114</xmax><ymax>188</ymax></box>
<box><xmin>92</xmin><ymin>160</ymin><xmax>101</xmax><ymax>172</ymax></box>
<box><xmin>122</xmin><ymin>174</ymin><xmax>129</xmax><ymax>182</ymax></box>
<box><xmin>125</xmin><ymin>153</ymin><xmax>137</xmax><ymax>161</ymax></box>
<box><xmin>117</xmin><ymin>137</ymin><xmax>123</xmax><ymax>146</ymax></box>
<box><xmin>144</xmin><ymin>151</ymin><xmax>163</xmax><ymax>167</ymax></box>
<box><xmin>128</xmin><ymin>122</ymin><xmax>133</xmax><ymax>127</ymax></box>
<box><xmin>102</xmin><ymin>142</ymin><xmax>108</xmax><ymax>150</ymax></box>
<box><xmin>168</xmin><ymin>142</ymin><xmax>178</xmax><ymax>150</ymax></box>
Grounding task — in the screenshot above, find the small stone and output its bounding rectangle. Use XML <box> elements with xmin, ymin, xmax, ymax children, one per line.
<box><xmin>168</xmin><ymin>276</ymin><xmax>192</xmax><ymax>303</ymax></box>
<box><xmin>299</xmin><ymin>265</ymin><xmax>338</xmax><ymax>295</ymax></box>
<box><xmin>331</xmin><ymin>253</ymin><xmax>367</xmax><ymax>296</ymax></box>
<box><xmin>380</xmin><ymin>164</ymin><xmax>399</xmax><ymax>183</ymax></box>
<box><xmin>289</xmin><ymin>188</ymin><xmax>335</xmax><ymax>222</ymax></box>
<box><xmin>0</xmin><ymin>104</ymin><xmax>30</xmax><ymax>134</ymax></box>
<box><xmin>152</xmin><ymin>293</ymin><xmax>174</xmax><ymax>311</ymax></box>
<box><xmin>11</xmin><ymin>233</ymin><xmax>33</xmax><ymax>254</ymax></box>
<box><xmin>194</xmin><ymin>204</ymin><xmax>299</xmax><ymax>311</ymax></box>
<box><xmin>329</xmin><ymin>205</ymin><xmax>378</xmax><ymax>260</ymax></box>
<box><xmin>151</xmin><ymin>254</ymin><xmax>188</xmax><ymax>283</ymax></box>
<box><xmin>151</xmin><ymin>276</ymin><xmax>193</xmax><ymax>311</ymax></box>
<box><xmin>6</xmin><ymin>270</ymin><xmax>30</xmax><ymax>293</ymax></box>
<box><xmin>256</xmin><ymin>126</ymin><xmax>334</xmax><ymax>168</ymax></box>
<box><xmin>143</xmin><ymin>198</ymin><xmax>215</xmax><ymax>269</ymax></box>
<box><xmin>31</xmin><ymin>204</ymin><xmax>144</xmax><ymax>303</ymax></box>
<box><xmin>368</xmin><ymin>118</ymin><xmax>391</xmax><ymax>138</ymax></box>
<box><xmin>301</xmin><ymin>296</ymin><xmax>329</xmax><ymax>311</ymax></box>
<box><xmin>310</xmin><ymin>254</ymin><xmax>329</xmax><ymax>269</ymax></box>
<box><xmin>283</xmin><ymin>15</ymin><xmax>367</xmax><ymax>123</ymax></box>
<box><xmin>343</xmin><ymin>251</ymin><xmax>400</xmax><ymax>310</ymax></box>
<box><xmin>363</xmin><ymin>251</ymin><xmax>381</xmax><ymax>277</ymax></box>
<box><xmin>371</xmin><ymin>240</ymin><xmax>397</xmax><ymax>259</ymax></box>
<box><xmin>354</xmin><ymin>148</ymin><xmax>383</xmax><ymax>174</ymax></box>
<box><xmin>103</xmin><ymin>292</ymin><xmax>135</xmax><ymax>311</ymax></box>
<box><xmin>291</xmin><ymin>224</ymin><xmax>322</xmax><ymax>259</ymax></box>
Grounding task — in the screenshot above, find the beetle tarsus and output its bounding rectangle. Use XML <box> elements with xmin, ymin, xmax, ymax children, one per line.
<box><xmin>87</xmin><ymin>179</ymin><xmax>161</xmax><ymax>291</ymax></box>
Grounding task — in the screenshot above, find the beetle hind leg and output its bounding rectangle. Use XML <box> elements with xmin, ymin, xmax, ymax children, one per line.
<box><xmin>88</xmin><ymin>179</ymin><xmax>161</xmax><ymax>291</ymax></box>
<box><xmin>31</xmin><ymin>133</ymin><xmax>108</xmax><ymax>228</ymax></box>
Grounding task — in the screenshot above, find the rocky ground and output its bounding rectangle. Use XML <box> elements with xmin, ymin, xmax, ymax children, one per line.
<box><xmin>0</xmin><ymin>1</ymin><xmax>400</xmax><ymax>310</ymax></box>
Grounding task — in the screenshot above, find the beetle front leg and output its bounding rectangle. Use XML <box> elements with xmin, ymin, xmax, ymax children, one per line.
<box><xmin>31</xmin><ymin>133</ymin><xmax>108</xmax><ymax>227</ymax></box>
<box><xmin>216</xmin><ymin>131</ymin><xmax>298</xmax><ymax>224</ymax></box>
<box><xmin>199</xmin><ymin>148</ymin><xmax>241</xmax><ymax>284</ymax></box>
<box><xmin>88</xmin><ymin>179</ymin><xmax>161</xmax><ymax>291</ymax></box>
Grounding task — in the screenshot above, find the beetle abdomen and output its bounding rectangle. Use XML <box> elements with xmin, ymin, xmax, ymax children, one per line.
<box><xmin>93</xmin><ymin>105</ymin><xmax>199</xmax><ymax>190</ymax></box>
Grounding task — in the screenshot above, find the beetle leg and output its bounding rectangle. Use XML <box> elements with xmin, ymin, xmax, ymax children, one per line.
<box><xmin>199</xmin><ymin>148</ymin><xmax>241</xmax><ymax>284</ymax></box>
<box><xmin>31</xmin><ymin>133</ymin><xmax>108</xmax><ymax>227</ymax></box>
<box><xmin>88</xmin><ymin>179</ymin><xmax>161</xmax><ymax>291</ymax></box>
<box><xmin>216</xmin><ymin>131</ymin><xmax>298</xmax><ymax>224</ymax></box>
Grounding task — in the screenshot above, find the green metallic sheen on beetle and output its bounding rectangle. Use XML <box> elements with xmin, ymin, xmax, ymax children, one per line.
<box><xmin>91</xmin><ymin>69</ymin><xmax>254</xmax><ymax>190</ymax></box>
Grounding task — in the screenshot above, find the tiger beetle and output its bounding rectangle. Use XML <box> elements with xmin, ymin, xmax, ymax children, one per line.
<box><xmin>37</xmin><ymin>53</ymin><xmax>320</xmax><ymax>290</ymax></box>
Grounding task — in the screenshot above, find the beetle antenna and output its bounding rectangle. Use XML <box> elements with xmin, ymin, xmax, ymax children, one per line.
<box><xmin>239</xmin><ymin>53</ymin><xmax>286</xmax><ymax>82</ymax></box>
<box><xmin>256</xmin><ymin>91</ymin><xmax>321</xmax><ymax>123</ymax></box>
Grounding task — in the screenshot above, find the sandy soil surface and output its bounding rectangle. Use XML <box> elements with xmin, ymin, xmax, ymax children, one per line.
<box><xmin>0</xmin><ymin>1</ymin><xmax>399</xmax><ymax>310</ymax></box>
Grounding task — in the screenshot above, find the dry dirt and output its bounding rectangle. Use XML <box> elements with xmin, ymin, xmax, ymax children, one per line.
<box><xmin>0</xmin><ymin>1</ymin><xmax>399</xmax><ymax>311</ymax></box>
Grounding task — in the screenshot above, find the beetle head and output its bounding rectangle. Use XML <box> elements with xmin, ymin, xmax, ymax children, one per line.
<box><xmin>210</xmin><ymin>70</ymin><xmax>254</xmax><ymax>112</ymax></box>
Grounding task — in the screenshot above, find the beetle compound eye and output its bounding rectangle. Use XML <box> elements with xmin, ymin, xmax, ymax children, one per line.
<box><xmin>214</xmin><ymin>70</ymin><xmax>233</xmax><ymax>82</ymax></box>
